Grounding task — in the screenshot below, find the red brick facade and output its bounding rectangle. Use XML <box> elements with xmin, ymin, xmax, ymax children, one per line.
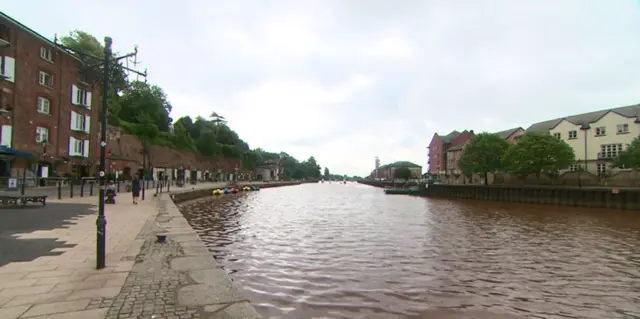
<box><xmin>103</xmin><ymin>125</ymin><xmax>244</xmax><ymax>178</ymax></box>
<box><xmin>0</xmin><ymin>13</ymin><xmax>249</xmax><ymax>179</ymax></box>
<box><xmin>0</xmin><ymin>14</ymin><xmax>98</xmax><ymax>175</ymax></box>
<box><xmin>427</xmin><ymin>130</ymin><xmax>474</xmax><ymax>178</ymax></box>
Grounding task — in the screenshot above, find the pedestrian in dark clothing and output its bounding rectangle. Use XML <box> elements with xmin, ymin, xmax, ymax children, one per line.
<box><xmin>132</xmin><ymin>175</ymin><xmax>141</xmax><ymax>204</ymax></box>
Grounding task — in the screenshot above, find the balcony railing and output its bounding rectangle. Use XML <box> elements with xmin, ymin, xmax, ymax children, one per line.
<box><xmin>598</xmin><ymin>152</ymin><xmax>616</xmax><ymax>159</ymax></box>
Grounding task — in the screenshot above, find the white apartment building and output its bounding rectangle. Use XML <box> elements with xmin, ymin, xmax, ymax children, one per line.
<box><xmin>525</xmin><ymin>104</ymin><xmax>640</xmax><ymax>177</ymax></box>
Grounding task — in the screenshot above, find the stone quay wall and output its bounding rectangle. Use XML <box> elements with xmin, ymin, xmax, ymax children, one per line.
<box><xmin>171</xmin><ymin>181</ymin><xmax>303</xmax><ymax>203</ymax></box>
<box><xmin>357</xmin><ymin>180</ymin><xmax>640</xmax><ymax>211</ymax></box>
<box><xmin>422</xmin><ymin>184</ymin><xmax>640</xmax><ymax>211</ymax></box>
<box><xmin>156</xmin><ymin>193</ymin><xmax>262</xmax><ymax>318</ymax></box>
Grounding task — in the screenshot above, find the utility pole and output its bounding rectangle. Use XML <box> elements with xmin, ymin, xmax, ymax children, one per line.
<box><xmin>55</xmin><ymin>36</ymin><xmax>147</xmax><ymax>270</ymax></box>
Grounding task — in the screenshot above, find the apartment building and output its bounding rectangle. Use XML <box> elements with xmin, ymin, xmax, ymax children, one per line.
<box><xmin>526</xmin><ymin>104</ymin><xmax>640</xmax><ymax>177</ymax></box>
<box><xmin>427</xmin><ymin>130</ymin><xmax>473</xmax><ymax>179</ymax></box>
<box><xmin>0</xmin><ymin>12</ymin><xmax>98</xmax><ymax>178</ymax></box>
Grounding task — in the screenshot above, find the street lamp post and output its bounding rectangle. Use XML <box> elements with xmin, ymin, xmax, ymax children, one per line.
<box><xmin>54</xmin><ymin>37</ymin><xmax>146</xmax><ymax>270</ymax></box>
<box><xmin>95</xmin><ymin>38</ymin><xmax>112</xmax><ymax>269</ymax></box>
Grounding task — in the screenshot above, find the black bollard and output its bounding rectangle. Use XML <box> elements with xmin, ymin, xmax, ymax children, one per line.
<box><xmin>58</xmin><ymin>182</ymin><xmax>62</xmax><ymax>199</ymax></box>
<box><xmin>70</xmin><ymin>183</ymin><xmax>74</xmax><ymax>198</ymax></box>
<box><xmin>80</xmin><ymin>181</ymin><xmax>84</xmax><ymax>197</ymax></box>
<box><xmin>90</xmin><ymin>182</ymin><xmax>94</xmax><ymax>196</ymax></box>
<box><xmin>117</xmin><ymin>181</ymin><xmax>120</xmax><ymax>193</ymax></box>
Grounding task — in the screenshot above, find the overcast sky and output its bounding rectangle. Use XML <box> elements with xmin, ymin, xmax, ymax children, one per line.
<box><xmin>4</xmin><ymin>1</ymin><xmax>640</xmax><ymax>176</ymax></box>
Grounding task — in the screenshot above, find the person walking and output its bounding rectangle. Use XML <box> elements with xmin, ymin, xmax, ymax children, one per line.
<box><xmin>132</xmin><ymin>175</ymin><xmax>141</xmax><ymax>205</ymax></box>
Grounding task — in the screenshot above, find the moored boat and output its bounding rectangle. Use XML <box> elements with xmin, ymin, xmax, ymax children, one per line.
<box><xmin>384</xmin><ymin>188</ymin><xmax>420</xmax><ymax>195</ymax></box>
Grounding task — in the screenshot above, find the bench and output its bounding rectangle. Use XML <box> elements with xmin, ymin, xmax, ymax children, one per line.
<box><xmin>0</xmin><ymin>195</ymin><xmax>47</xmax><ymax>207</ymax></box>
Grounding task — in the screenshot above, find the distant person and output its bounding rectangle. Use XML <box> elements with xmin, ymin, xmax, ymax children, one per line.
<box><xmin>132</xmin><ymin>175</ymin><xmax>141</xmax><ymax>205</ymax></box>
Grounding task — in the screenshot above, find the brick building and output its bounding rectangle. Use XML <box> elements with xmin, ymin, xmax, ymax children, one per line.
<box><xmin>369</xmin><ymin>161</ymin><xmax>422</xmax><ymax>180</ymax></box>
<box><xmin>427</xmin><ymin>130</ymin><xmax>474</xmax><ymax>180</ymax></box>
<box><xmin>0</xmin><ymin>12</ymin><xmax>98</xmax><ymax>179</ymax></box>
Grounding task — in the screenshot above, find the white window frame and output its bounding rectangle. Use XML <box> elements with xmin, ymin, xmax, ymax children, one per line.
<box><xmin>599</xmin><ymin>144</ymin><xmax>623</xmax><ymax>159</ymax></box>
<box><xmin>595</xmin><ymin>126</ymin><xmax>606</xmax><ymax>137</ymax></box>
<box><xmin>39</xmin><ymin>71</ymin><xmax>53</xmax><ymax>87</ymax></box>
<box><xmin>553</xmin><ymin>132</ymin><xmax>561</xmax><ymax>139</ymax></box>
<box><xmin>596</xmin><ymin>163</ymin><xmax>607</xmax><ymax>177</ymax></box>
<box><xmin>76</xmin><ymin>87</ymin><xmax>88</xmax><ymax>106</ymax></box>
<box><xmin>616</xmin><ymin>123</ymin><xmax>629</xmax><ymax>134</ymax></box>
<box><xmin>568</xmin><ymin>164</ymin><xmax>580</xmax><ymax>171</ymax></box>
<box><xmin>40</xmin><ymin>47</ymin><xmax>52</xmax><ymax>62</ymax></box>
<box><xmin>74</xmin><ymin>139</ymin><xmax>84</xmax><ymax>155</ymax></box>
<box><xmin>35</xmin><ymin>126</ymin><xmax>49</xmax><ymax>143</ymax></box>
<box><xmin>568</xmin><ymin>130</ymin><xmax>577</xmax><ymax>139</ymax></box>
<box><xmin>76</xmin><ymin>113</ymin><xmax>86</xmax><ymax>131</ymax></box>
<box><xmin>37</xmin><ymin>97</ymin><xmax>50</xmax><ymax>114</ymax></box>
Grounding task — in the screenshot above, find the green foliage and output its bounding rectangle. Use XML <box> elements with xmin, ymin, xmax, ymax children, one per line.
<box><xmin>393</xmin><ymin>167</ymin><xmax>412</xmax><ymax>180</ymax></box>
<box><xmin>117</xmin><ymin>81</ymin><xmax>172</xmax><ymax>132</ymax></box>
<box><xmin>458</xmin><ymin>133</ymin><xmax>510</xmax><ymax>176</ymax></box>
<box><xmin>59</xmin><ymin>30</ymin><xmax>127</xmax><ymax>96</ymax></box>
<box><xmin>613</xmin><ymin>136</ymin><xmax>640</xmax><ymax>169</ymax></box>
<box><xmin>502</xmin><ymin>132</ymin><xmax>576</xmax><ymax>178</ymax></box>
<box><xmin>324</xmin><ymin>167</ymin><xmax>330</xmax><ymax>178</ymax></box>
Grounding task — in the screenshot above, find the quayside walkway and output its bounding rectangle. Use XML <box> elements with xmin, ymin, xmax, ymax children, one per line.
<box><xmin>0</xmin><ymin>182</ymin><xmax>262</xmax><ymax>319</ymax></box>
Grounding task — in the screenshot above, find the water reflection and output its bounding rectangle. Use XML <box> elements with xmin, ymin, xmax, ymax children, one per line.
<box><xmin>178</xmin><ymin>183</ymin><xmax>640</xmax><ymax>319</ymax></box>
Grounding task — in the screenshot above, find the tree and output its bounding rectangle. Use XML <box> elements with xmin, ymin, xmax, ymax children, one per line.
<box><xmin>133</xmin><ymin>112</ymin><xmax>159</xmax><ymax>171</ymax></box>
<box><xmin>59</xmin><ymin>30</ymin><xmax>127</xmax><ymax>96</ymax></box>
<box><xmin>195</xmin><ymin>131</ymin><xmax>218</xmax><ymax>156</ymax></box>
<box><xmin>393</xmin><ymin>167</ymin><xmax>412</xmax><ymax>180</ymax></box>
<box><xmin>458</xmin><ymin>133</ymin><xmax>510</xmax><ymax>185</ymax></box>
<box><xmin>502</xmin><ymin>132</ymin><xmax>575</xmax><ymax>180</ymax></box>
<box><xmin>324</xmin><ymin>167</ymin><xmax>330</xmax><ymax>179</ymax></box>
<box><xmin>117</xmin><ymin>81</ymin><xmax>173</xmax><ymax>132</ymax></box>
<box><xmin>613</xmin><ymin>137</ymin><xmax>640</xmax><ymax>170</ymax></box>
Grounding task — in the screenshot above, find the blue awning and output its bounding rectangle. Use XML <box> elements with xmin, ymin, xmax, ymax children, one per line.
<box><xmin>0</xmin><ymin>145</ymin><xmax>33</xmax><ymax>158</ymax></box>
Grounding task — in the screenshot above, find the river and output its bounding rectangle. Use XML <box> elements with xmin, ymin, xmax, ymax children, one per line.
<box><xmin>177</xmin><ymin>183</ymin><xmax>640</xmax><ymax>319</ymax></box>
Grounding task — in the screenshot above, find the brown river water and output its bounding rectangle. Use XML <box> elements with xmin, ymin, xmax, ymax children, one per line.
<box><xmin>177</xmin><ymin>183</ymin><xmax>640</xmax><ymax>319</ymax></box>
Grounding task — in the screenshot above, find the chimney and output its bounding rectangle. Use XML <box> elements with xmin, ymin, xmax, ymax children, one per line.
<box><xmin>470</xmin><ymin>130</ymin><xmax>474</xmax><ymax>134</ymax></box>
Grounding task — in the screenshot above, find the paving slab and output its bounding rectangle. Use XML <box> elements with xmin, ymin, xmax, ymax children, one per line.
<box><xmin>0</xmin><ymin>182</ymin><xmax>259</xmax><ymax>318</ymax></box>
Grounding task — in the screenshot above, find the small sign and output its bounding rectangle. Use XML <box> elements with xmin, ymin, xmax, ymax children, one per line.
<box><xmin>612</xmin><ymin>188</ymin><xmax>620</xmax><ymax>195</ymax></box>
<box><xmin>7</xmin><ymin>178</ymin><xmax>17</xmax><ymax>190</ymax></box>
<box><xmin>99</xmin><ymin>171</ymin><xmax>105</xmax><ymax>177</ymax></box>
<box><xmin>100</xmin><ymin>141</ymin><xmax>107</xmax><ymax>147</ymax></box>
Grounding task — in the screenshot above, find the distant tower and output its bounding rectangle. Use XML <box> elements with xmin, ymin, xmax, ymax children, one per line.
<box><xmin>374</xmin><ymin>156</ymin><xmax>380</xmax><ymax>179</ymax></box>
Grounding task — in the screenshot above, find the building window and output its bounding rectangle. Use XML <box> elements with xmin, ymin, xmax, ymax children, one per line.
<box><xmin>596</xmin><ymin>163</ymin><xmax>607</xmax><ymax>177</ymax></box>
<box><xmin>72</xmin><ymin>112</ymin><xmax>85</xmax><ymax>131</ymax></box>
<box><xmin>76</xmin><ymin>88</ymin><xmax>87</xmax><ymax>106</ymax></box>
<box><xmin>616</xmin><ymin>124</ymin><xmax>629</xmax><ymax>134</ymax></box>
<box><xmin>39</xmin><ymin>71</ymin><xmax>53</xmax><ymax>87</ymax></box>
<box><xmin>40</xmin><ymin>47</ymin><xmax>52</xmax><ymax>62</ymax></box>
<box><xmin>37</xmin><ymin>97</ymin><xmax>50</xmax><ymax>114</ymax></box>
<box><xmin>568</xmin><ymin>164</ymin><xmax>580</xmax><ymax>171</ymax></box>
<box><xmin>595</xmin><ymin>127</ymin><xmax>606</xmax><ymax>136</ymax></box>
<box><xmin>35</xmin><ymin>127</ymin><xmax>49</xmax><ymax>143</ymax></box>
<box><xmin>553</xmin><ymin>132</ymin><xmax>561</xmax><ymax>139</ymax></box>
<box><xmin>568</xmin><ymin>130</ymin><xmax>577</xmax><ymax>139</ymax></box>
<box><xmin>74</xmin><ymin>139</ymin><xmax>83</xmax><ymax>155</ymax></box>
<box><xmin>71</xmin><ymin>85</ymin><xmax>91</xmax><ymax>108</ymax></box>
<box><xmin>599</xmin><ymin>144</ymin><xmax>623</xmax><ymax>159</ymax></box>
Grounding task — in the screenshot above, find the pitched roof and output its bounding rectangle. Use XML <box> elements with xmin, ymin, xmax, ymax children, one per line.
<box><xmin>526</xmin><ymin>103</ymin><xmax>640</xmax><ymax>132</ymax></box>
<box><xmin>439</xmin><ymin>130</ymin><xmax>461</xmax><ymax>143</ymax></box>
<box><xmin>494</xmin><ymin>127</ymin><xmax>523</xmax><ymax>139</ymax></box>
<box><xmin>380</xmin><ymin>161</ymin><xmax>422</xmax><ymax>169</ymax></box>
